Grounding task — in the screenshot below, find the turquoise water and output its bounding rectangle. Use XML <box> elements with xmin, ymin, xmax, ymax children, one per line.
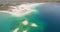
<box><xmin>0</xmin><ymin>4</ymin><xmax>45</xmax><ymax>32</ymax></box>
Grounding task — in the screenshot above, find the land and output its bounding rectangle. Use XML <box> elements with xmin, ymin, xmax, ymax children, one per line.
<box><xmin>0</xmin><ymin>0</ymin><xmax>60</xmax><ymax>10</ymax></box>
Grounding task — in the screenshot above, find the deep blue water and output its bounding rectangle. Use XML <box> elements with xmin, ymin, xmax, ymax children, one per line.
<box><xmin>36</xmin><ymin>3</ymin><xmax>60</xmax><ymax>32</ymax></box>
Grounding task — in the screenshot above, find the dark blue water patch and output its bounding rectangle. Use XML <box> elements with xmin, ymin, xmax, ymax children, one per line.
<box><xmin>35</xmin><ymin>3</ymin><xmax>60</xmax><ymax>32</ymax></box>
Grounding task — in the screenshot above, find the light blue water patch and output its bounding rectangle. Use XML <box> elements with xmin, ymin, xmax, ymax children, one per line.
<box><xmin>0</xmin><ymin>3</ymin><xmax>47</xmax><ymax>32</ymax></box>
